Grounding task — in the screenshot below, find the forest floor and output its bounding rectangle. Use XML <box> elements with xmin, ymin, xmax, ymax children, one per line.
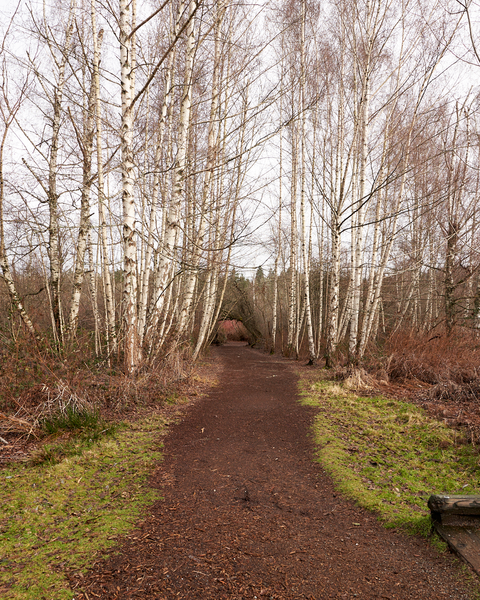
<box><xmin>69</xmin><ymin>342</ymin><xmax>480</xmax><ymax>599</ymax></box>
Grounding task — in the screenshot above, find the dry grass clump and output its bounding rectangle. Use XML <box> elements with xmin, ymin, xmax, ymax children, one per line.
<box><xmin>38</xmin><ymin>381</ymin><xmax>92</xmax><ymax>415</ymax></box>
<box><xmin>427</xmin><ymin>380</ymin><xmax>480</xmax><ymax>403</ymax></box>
<box><xmin>1</xmin><ymin>381</ymin><xmax>94</xmax><ymax>440</ymax></box>
<box><xmin>332</xmin><ymin>366</ymin><xmax>379</xmax><ymax>392</ymax></box>
<box><xmin>58</xmin><ymin>343</ymin><xmax>194</xmax><ymax>412</ymax></box>
<box><xmin>0</xmin><ymin>411</ymin><xmax>34</xmax><ymax>438</ymax></box>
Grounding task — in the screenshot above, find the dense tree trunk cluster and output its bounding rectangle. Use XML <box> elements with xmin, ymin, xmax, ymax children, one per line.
<box><xmin>260</xmin><ymin>0</ymin><xmax>480</xmax><ymax>365</ymax></box>
<box><xmin>0</xmin><ymin>0</ymin><xmax>479</xmax><ymax>372</ymax></box>
<box><xmin>0</xmin><ymin>0</ymin><xmax>264</xmax><ymax>371</ymax></box>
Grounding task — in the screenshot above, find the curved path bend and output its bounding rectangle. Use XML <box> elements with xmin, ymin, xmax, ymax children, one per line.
<box><xmin>75</xmin><ymin>343</ymin><xmax>477</xmax><ymax>599</ymax></box>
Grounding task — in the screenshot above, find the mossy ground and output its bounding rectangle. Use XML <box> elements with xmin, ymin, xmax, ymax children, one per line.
<box><xmin>300</xmin><ymin>377</ymin><xmax>480</xmax><ymax>541</ymax></box>
<box><xmin>0</xmin><ymin>413</ymin><xmax>173</xmax><ymax>599</ymax></box>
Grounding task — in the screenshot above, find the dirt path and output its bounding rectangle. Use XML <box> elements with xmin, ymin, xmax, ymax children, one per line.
<box><xmin>74</xmin><ymin>343</ymin><xmax>477</xmax><ymax>599</ymax></box>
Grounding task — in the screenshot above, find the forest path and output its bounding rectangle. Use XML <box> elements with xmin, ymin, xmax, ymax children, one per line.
<box><xmin>75</xmin><ymin>343</ymin><xmax>476</xmax><ymax>599</ymax></box>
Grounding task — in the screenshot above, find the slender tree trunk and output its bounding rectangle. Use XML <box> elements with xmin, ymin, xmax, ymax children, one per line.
<box><xmin>67</xmin><ymin>79</ymin><xmax>96</xmax><ymax>340</ymax></box>
<box><xmin>145</xmin><ymin>0</ymin><xmax>197</xmax><ymax>345</ymax></box>
<box><xmin>299</xmin><ymin>0</ymin><xmax>315</xmax><ymax>364</ymax></box>
<box><xmin>349</xmin><ymin>29</ymin><xmax>371</xmax><ymax>364</ymax></box>
<box><xmin>0</xmin><ymin>124</ymin><xmax>39</xmax><ymax>341</ymax></box>
<box><xmin>138</xmin><ymin>1</ymin><xmax>182</xmax><ymax>345</ymax></box>
<box><xmin>177</xmin><ymin>2</ymin><xmax>225</xmax><ymax>338</ymax></box>
<box><xmin>87</xmin><ymin>231</ymin><xmax>101</xmax><ymax>355</ymax></box>
<box><xmin>91</xmin><ymin>6</ymin><xmax>116</xmax><ymax>356</ymax></box>
<box><xmin>287</xmin><ymin>121</ymin><xmax>298</xmax><ymax>352</ymax></box>
<box><xmin>45</xmin><ymin>0</ymin><xmax>76</xmax><ymax>348</ymax></box>
<box><xmin>325</xmin><ymin>218</ymin><xmax>340</xmax><ymax>368</ymax></box>
<box><xmin>272</xmin><ymin>106</ymin><xmax>283</xmax><ymax>354</ymax></box>
<box><xmin>120</xmin><ymin>0</ymin><xmax>139</xmax><ymax>372</ymax></box>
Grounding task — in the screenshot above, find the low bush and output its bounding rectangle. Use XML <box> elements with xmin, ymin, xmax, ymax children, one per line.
<box><xmin>381</xmin><ymin>329</ymin><xmax>480</xmax><ymax>390</ymax></box>
<box><xmin>0</xmin><ymin>335</ymin><xmax>195</xmax><ymax>445</ymax></box>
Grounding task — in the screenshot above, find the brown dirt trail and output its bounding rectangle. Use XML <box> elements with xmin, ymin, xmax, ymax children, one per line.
<box><xmin>73</xmin><ymin>343</ymin><xmax>478</xmax><ymax>599</ymax></box>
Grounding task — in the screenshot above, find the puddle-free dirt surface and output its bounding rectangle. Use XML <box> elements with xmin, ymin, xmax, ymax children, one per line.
<box><xmin>73</xmin><ymin>343</ymin><xmax>478</xmax><ymax>599</ymax></box>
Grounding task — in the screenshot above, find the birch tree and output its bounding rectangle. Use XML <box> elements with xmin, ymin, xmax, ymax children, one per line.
<box><xmin>91</xmin><ymin>1</ymin><xmax>116</xmax><ymax>356</ymax></box>
<box><xmin>144</xmin><ymin>0</ymin><xmax>198</xmax><ymax>350</ymax></box>
<box><xmin>23</xmin><ymin>0</ymin><xmax>77</xmax><ymax>347</ymax></box>
<box><xmin>0</xmin><ymin>31</ymin><xmax>39</xmax><ymax>341</ymax></box>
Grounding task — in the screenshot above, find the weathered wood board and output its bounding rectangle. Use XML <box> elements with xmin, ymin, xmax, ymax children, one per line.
<box><xmin>428</xmin><ymin>495</ymin><xmax>480</xmax><ymax>575</ymax></box>
<box><xmin>434</xmin><ymin>523</ymin><xmax>480</xmax><ymax>576</ymax></box>
<box><xmin>428</xmin><ymin>495</ymin><xmax>480</xmax><ymax>517</ymax></box>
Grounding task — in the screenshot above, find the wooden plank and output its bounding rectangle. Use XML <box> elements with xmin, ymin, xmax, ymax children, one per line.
<box><xmin>428</xmin><ymin>495</ymin><xmax>480</xmax><ymax>516</ymax></box>
<box><xmin>434</xmin><ymin>523</ymin><xmax>480</xmax><ymax>575</ymax></box>
<box><xmin>440</xmin><ymin>514</ymin><xmax>480</xmax><ymax>527</ymax></box>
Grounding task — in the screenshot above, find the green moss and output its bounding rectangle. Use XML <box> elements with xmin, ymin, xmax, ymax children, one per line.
<box><xmin>300</xmin><ymin>378</ymin><xmax>480</xmax><ymax>538</ymax></box>
<box><xmin>32</xmin><ymin>415</ymin><xmax>120</xmax><ymax>466</ymax></box>
<box><xmin>0</xmin><ymin>414</ymin><xmax>169</xmax><ymax>599</ymax></box>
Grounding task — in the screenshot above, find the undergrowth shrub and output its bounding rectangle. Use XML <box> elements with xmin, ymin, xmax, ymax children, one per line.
<box><xmin>376</xmin><ymin>329</ymin><xmax>480</xmax><ymax>403</ymax></box>
<box><xmin>384</xmin><ymin>329</ymin><xmax>480</xmax><ymax>384</ymax></box>
<box><xmin>0</xmin><ymin>333</ymin><xmax>195</xmax><ymax>444</ymax></box>
<box><xmin>0</xmin><ymin>341</ymin><xmax>46</xmax><ymax>412</ymax></box>
<box><xmin>331</xmin><ymin>366</ymin><xmax>382</xmax><ymax>392</ymax></box>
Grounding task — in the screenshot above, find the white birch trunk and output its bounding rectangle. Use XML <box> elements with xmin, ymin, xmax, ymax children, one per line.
<box><xmin>299</xmin><ymin>0</ymin><xmax>315</xmax><ymax>363</ymax></box>
<box><xmin>87</xmin><ymin>232</ymin><xmax>101</xmax><ymax>355</ymax></box>
<box><xmin>45</xmin><ymin>0</ymin><xmax>76</xmax><ymax>346</ymax></box>
<box><xmin>90</xmin><ymin>6</ymin><xmax>116</xmax><ymax>356</ymax></box>
<box><xmin>272</xmin><ymin>111</ymin><xmax>283</xmax><ymax>354</ymax></box>
<box><xmin>177</xmin><ymin>2</ymin><xmax>225</xmax><ymax>337</ymax></box>
<box><xmin>325</xmin><ymin>219</ymin><xmax>340</xmax><ymax>367</ymax></box>
<box><xmin>67</xmin><ymin>78</ymin><xmax>96</xmax><ymax>340</ymax></box>
<box><xmin>120</xmin><ymin>0</ymin><xmax>139</xmax><ymax>372</ymax></box>
<box><xmin>324</xmin><ymin>20</ymin><xmax>354</xmax><ymax>367</ymax></box>
<box><xmin>287</xmin><ymin>121</ymin><xmax>298</xmax><ymax>352</ymax></box>
<box><xmin>349</xmin><ymin>38</ymin><xmax>371</xmax><ymax>363</ymax></box>
<box><xmin>145</xmin><ymin>0</ymin><xmax>197</xmax><ymax>345</ymax></box>
<box><xmin>0</xmin><ymin>126</ymin><xmax>39</xmax><ymax>340</ymax></box>
<box><xmin>138</xmin><ymin>1</ymin><xmax>183</xmax><ymax>344</ymax></box>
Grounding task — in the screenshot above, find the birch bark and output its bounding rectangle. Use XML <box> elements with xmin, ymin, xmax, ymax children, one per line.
<box><xmin>324</xmin><ymin>20</ymin><xmax>353</xmax><ymax>367</ymax></box>
<box><xmin>287</xmin><ymin>120</ymin><xmax>298</xmax><ymax>353</ymax></box>
<box><xmin>138</xmin><ymin>1</ymin><xmax>183</xmax><ymax>344</ymax></box>
<box><xmin>0</xmin><ymin>64</ymin><xmax>39</xmax><ymax>341</ymax></box>
<box><xmin>177</xmin><ymin>1</ymin><xmax>226</xmax><ymax>337</ymax></box>
<box><xmin>66</xmin><ymin>79</ymin><xmax>96</xmax><ymax>340</ymax></box>
<box><xmin>348</xmin><ymin>0</ymin><xmax>374</xmax><ymax>364</ymax></box>
<box><xmin>120</xmin><ymin>0</ymin><xmax>139</xmax><ymax>372</ymax></box>
<box><xmin>272</xmin><ymin>87</ymin><xmax>283</xmax><ymax>354</ymax></box>
<box><xmin>145</xmin><ymin>0</ymin><xmax>197</xmax><ymax>346</ymax></box>
<box><xmin>299</xmin><ymin>0</ymin><xmax>315</xmax><ymax>364</ymax></box>
<box><xmin>90</xmin><ymin>9</ymin><xmax>116</xmax><ymax>356</ymax></box>
<box><xmin>44</xmin><ymin>0</ymin><xmax>76</xmax><ymax>347</ymax></box>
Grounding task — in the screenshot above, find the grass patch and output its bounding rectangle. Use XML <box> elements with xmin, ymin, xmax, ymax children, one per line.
<box><xmin>32</xmin><ymin>409</ymin><xmax>119</xmax><ymax>466</ymax></box>
<box><xmin>41</xmin><ymin>407</ymin><xmax>103</xmax><ymax>436</ymax></box>
<box><xmin>0</xmin><ymin>413</ymin><xmax>170</xmax><ymax>599</ymax></box>
<box><xmin>300</xmin><ymin>377</ymin><xmax>480</xmax><ymax>539</ymax></box>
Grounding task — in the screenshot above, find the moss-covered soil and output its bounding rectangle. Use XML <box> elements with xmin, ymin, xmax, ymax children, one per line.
<box><xmin>300</xmin><ymin>376</ymin><xmax>480</xmax><ymax>543</ymax></box>
<box><xmin>0</xmin><ymin>412</ymin><xmax>174</xmax><ymax>600</ymax></box>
